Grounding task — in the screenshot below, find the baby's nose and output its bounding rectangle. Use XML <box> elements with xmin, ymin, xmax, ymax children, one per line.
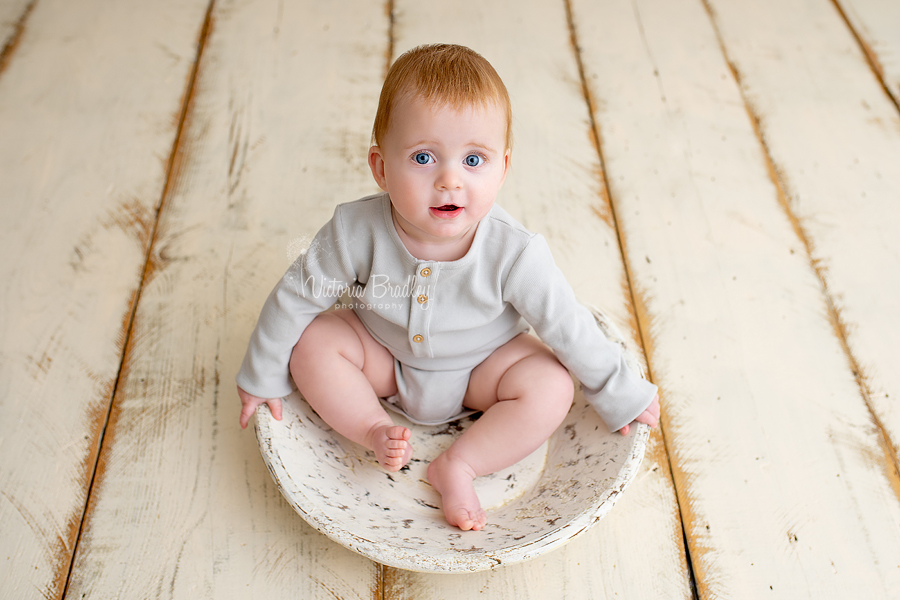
<box><xmin>435</xmin><ymin>165</ymin><xmax>463</xmax><ymax>190</ymax></box>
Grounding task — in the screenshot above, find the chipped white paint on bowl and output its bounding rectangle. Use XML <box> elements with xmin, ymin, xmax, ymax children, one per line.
<box><xmin>255</xmin><ymin>308</ymin><xmax>650</xmax><ymax>573</ymax></box>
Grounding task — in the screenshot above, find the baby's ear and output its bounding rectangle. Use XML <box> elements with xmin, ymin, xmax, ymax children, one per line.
<box><xmin>368</xmin><ymin>146</ymin><xmax>388</xmax><ymax>191</ymax></box>
<box><xmin>499</xmin><ymin>148</ymin><xmax>511</xmax><ymax>185</ymax></box>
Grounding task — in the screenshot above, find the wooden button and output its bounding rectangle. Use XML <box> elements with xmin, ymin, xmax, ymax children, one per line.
<box><xmin>412</xmin><ymin>334</ymin><xmax>424</xmax><ymax>343</ymax></box>
<box><xmin>417</xmin><ymin>294</ymin><xmax>428</xmax><ymax>304</ymax></box>
<box><xmin>420</xmin><ymin>267</ymin><xmax>431</xmax><ymax>277</ymax></box>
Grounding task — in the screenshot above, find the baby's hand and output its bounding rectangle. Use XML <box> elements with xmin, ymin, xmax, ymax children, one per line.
<box><xmin>237</xmin><ymin>386</ymin><xmax>283</xmax><ymax>429</ymax></box>
<box><xmin>618</xmin><ymin>393</ymin><xmax>660</xmax><ymax>436</ymax></box>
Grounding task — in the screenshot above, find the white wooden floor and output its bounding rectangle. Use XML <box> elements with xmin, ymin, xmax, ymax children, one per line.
<box><xmin>2</xmin><ymin>0</ymin><xmax>899</xmax><ymax>598</ymax></box>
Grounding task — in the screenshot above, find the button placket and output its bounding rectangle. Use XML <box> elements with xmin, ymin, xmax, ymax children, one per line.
<box><xmin>408</xmin><ymin>262</ymin><xmax>435</xmax><ymax>356</ymax></box>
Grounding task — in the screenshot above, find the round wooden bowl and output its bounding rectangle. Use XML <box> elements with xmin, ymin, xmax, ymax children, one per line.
<box><xmin>255</xmin><ymin>308</ymin><xmax>650</xmax><ymax>572</ymax></box>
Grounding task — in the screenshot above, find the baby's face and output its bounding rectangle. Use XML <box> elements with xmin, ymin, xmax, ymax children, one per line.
<box><xmin>368</xmin><ymin>93</ymin><xmax>510</xmax><ymax>257</ymax></box>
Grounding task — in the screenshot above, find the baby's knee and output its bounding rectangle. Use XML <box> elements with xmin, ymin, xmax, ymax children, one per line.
<box><xmin>544</xmin><ymin>361</ymin><xmax>575</xmax><ymax>413</ymax></box>
<box><xmin>291</xmin><ymin>312</ymin><xmax>360</xmax><ymax>368</ymax></box>
<box><xmin>527</xmin><ymin>355</ymin><xmax>574</xmax><ymax>417</ymax></box>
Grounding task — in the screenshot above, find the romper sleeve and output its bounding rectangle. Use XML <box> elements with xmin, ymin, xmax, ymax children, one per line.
<box><xmin>503</xmin><ymin>234</ymin><xmax>657</xmax><ymax>432</ymax></box>
<box><xmin>235</xmin><ymin>205</ymin><xmax>357</xmax><ymax>399</ymax></box>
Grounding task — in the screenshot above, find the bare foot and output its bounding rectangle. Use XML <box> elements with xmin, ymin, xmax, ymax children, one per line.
<box><xmin>427</xmin><ymin>452</ymin><xmax>487</xmax><ymax>531</ymax></box>
<box><xmin>368</xmin><ymin>423</ymin><xmax>412</xmax><ymax>472</ymax></box>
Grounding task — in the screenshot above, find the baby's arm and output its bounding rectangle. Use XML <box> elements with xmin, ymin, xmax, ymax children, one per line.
<box><xmin>236</xmin><ymin>205</ymin><xmax>356</xmax><ymax>427</ymax></box>
<box><xmin>503</xmin><ymin>234</ymin><xmax>659</xmax><ymax>434</ymax></box>
<box><xmin>237</xmin><ymin>386</ymin><xmax>283</xmax><ymax>429</ymax></box>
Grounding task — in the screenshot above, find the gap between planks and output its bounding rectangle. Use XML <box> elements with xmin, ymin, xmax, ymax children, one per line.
<box><xmin>829</xmin><ymin>0</ymin><xmax>900</xmax><ymax>112</ymax></box>
<box><xmin>44</xmin><ymin>1</ymin><xmax>700</xmax><ymax>596</ymax></box>
<box><xmin>0</xmin><ymin>0</ymin><xmax>36</xmax><ymax>76</ymax></box>
<box><xmin>57</xmin><ymin>2</ymin><xmax>218</xmax><ymax>598</ymax></box>
<box><xmin>562</xmin><ymin>1</ymin><xmax>700</xmax><ymax>599</ymax></box>
<box><xmin>696</xmin><ymin>0</ymin><xmax>900</xmax><ymax>499</ymax></box>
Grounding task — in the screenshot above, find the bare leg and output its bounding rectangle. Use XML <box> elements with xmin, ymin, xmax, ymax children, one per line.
<box><xmin>290</xmin><ymin>309</ymin><xmax>411</xmax><ymax>471</ymax></box>
<box><xmin>427</xmin><ymin>334</ymin><xmax>574</xmax><ymax>530</ymax></box>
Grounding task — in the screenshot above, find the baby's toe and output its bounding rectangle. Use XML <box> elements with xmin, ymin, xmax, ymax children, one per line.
<box><xmin>468</xmin><ymin>509</ymin><xmax>488</xmax><ymax>531</ymax></box>
<box><xmin>384</xmin><ymin>458</ymin><xmax>404</xmax><ymax>471</ymax></box>
<box><xmin>451</xmin><ymin>509</ymin><xmax>485</xmax><ymax>531</ymax></box>
<box><xmin>387</xmin><ymin>426</ymin><xmax>411</xmax><ymax>441</ymax></box>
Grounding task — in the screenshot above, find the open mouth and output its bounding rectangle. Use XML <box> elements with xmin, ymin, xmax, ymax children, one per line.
<box><xmin>430</xmin><ymin>204</ymin><xmax>463</xmax><ymax>217</ymax></box>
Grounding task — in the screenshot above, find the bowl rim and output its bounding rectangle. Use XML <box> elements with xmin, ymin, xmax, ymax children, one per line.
<box><xmin>254</xmin><ymin>305</ymin><xmax>651</xmax><ymax>572</ymax></box>
<box><xmin>257</xmin><ymin>408</ymin><xmax>648</xmax><ymax>572</ymax></box>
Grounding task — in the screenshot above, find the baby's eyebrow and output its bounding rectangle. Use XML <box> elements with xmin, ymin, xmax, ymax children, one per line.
<box><xmin>404</xmin><ymin>140</ymin><xmax>499</xmax><ymax>153</ymax></box>
<box><xmin>466</xmin><ymin>142</ymin><xmax>499</xmax><ymax>153</ymax></box>
<box><xmin>406</xmin><ymin>139</ymin><xmax>440</xmax><ymax>149</ymax></box>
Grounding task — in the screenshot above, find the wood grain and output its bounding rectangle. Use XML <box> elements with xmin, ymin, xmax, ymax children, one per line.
<box><xmin>0</xmin><ymin>0</ymin><xmax>32</xmax><ymax>58</ymax></box>
<box><xmin>834</xmin><ymin>0</ymin><xmax>900</xmax><ymax>105</ymax></box>
<box><xmin>707</xmin><ymin>0</ymin><xmax>900</xmax><ymax>516</ymax></box>
<box><xmin>573</xmin><ymin>0</ymin><xmax>900</xmax><ymax>597</ymax></box>
<box><xmin>0</xmin><ymin>1</ymin><xmax>211</xmax><ymax>598</ymax></box>
<box><xmin>3</xmin><ymin>1</ymin><xmax>896</xmax><ymax>598</ymax></box>
<box><xmin>63</xmin><ymin>0</ymin><xmax>390</xmax><ymax>598</ymax></box>
<box><xmin>383</xmin><ymin>1</ymin><xmax>691</xmax><ymax>597</ymax></box>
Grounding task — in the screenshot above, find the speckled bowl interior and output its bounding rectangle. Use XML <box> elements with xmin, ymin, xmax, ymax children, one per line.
<box><xmin>255</xmin><ymin>309</ymin><xmax>649</xmax><ymax>573</ymax></box>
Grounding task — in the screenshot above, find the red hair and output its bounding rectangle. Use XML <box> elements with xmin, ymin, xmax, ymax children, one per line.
<box><xmin>372</xmin><ymin>44</ymin><xmax>512</xmax><ymax>150</ymax></box>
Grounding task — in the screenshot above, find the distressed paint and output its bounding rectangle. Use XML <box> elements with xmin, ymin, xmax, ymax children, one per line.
<box><xmin>0</xmin><ymin>1</ymin><xmax>213</xmax><ymax>598</ymax></box>
<box><xmin>3</xmin><ymin>1</ymin><xmax>896</xmax><ymax>598</ymax></box>
<box><xmin>257</xmin><ymin>308</ymin><xmax>649</xmax><ymax>573</ymax></box>
<box><xmin>704</xmin><ymin>0</ymin><xmax>900</xmax><ymax>499</ymax></box>
<box><xmin>574</xmin><ymin>0</ymin><xmax>900</xmax><ymax>597</ymax></box>
<box><xmin>833</xmin><ymin>0</ymin><xmax>900</xmax><ymax>106</ymax></box>
<box><xmin>0</xmin><ymin>0</ymin><xmax>33</xmax><ymax>74</ymax></box>
<box><xmin>64</xmin><ymin>0</ymin><xmax>390</xmax><ymax>598</ymax></box>
<box><xmin>377</xmin><ymin>0</ymin><xmax>690</xmax><ymax>597</ymax></box>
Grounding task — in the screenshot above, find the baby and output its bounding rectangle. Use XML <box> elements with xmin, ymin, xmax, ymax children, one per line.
<box><xmin>236</xmin><ymin>44</ymin><xmax>660</xmax><ymax>531</ymax></box>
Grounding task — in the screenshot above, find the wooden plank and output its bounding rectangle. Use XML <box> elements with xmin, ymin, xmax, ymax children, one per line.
<box><xmin>63</xmin><ymin>1</ymin><xmax>389</xmax><ymax>598</ymax></box>
<box><xmin>834</xmin><ymin>0</ymin><xmax>900</xmax><ymax>106</ymax></box>
<box><xmin>706</xmin><ymin>0</ymin><xmax>900</xmax><ymax>531</ymax></box>
<box><xmin>0</xmin><ymin>1</ymin><xmax>211</xmax><ymax>599</ymax></box>
<box><xmin>384</xmin><ymin>1</ymin><xmax>691</xmax><ymax>598</ymax></box>
<box><xmin>704</xmin><ymin>0</ymin><xmax>900</xmax><ymax>465</ymax></box>
<box><xmin>572</xmin><ymin>0</ymin><xmax>900</xmax><ymax>597</ymax></box>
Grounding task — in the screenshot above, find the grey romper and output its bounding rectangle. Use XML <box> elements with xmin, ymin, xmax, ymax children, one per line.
<box><xmin>236</xmin><ymin>193</ymin><xmax>657</xmax><ymax>431</ymax></box>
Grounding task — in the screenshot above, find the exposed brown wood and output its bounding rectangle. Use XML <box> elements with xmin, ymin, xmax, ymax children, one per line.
<box><xmin>0</xmin><ymin>0</ymin><xmax>34</xmax><ymax>76</ymax></box>
<box><xmin>62</xmin><ymin>0</ymin><xmax>390</xmax><ymax>597</ymax></box>
<box><xmin>60</xmin><ymin>2</ymin><xmax>216</xmax><ymax>596</ymax></box>
<box><xmin>380</xmin><ymin>1</ymin><xmax>691</xmax><ymax>595</ymax></box>
<box><xmin>1</xmin><ymin>0</ymin><xmax>897</xmax><ymax>597</ymax></box>
<box><xmin>0</xmin><ymin>0</ymin><xmax>215</xmax><ymax>598</ymax></box>
<box><xmin>573</xmin><ymin>0</ymin><xmax>900</xmax><ymax>596</ymax></box>
<box><xmin>831</xmin><ymin>0</ymin><xmax>900</xmax><ymax>109</ymax></box>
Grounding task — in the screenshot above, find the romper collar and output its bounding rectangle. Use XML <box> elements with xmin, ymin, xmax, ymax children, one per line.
<box><xmin>379</xmin><ymin>193</ymin><xmax>490</xmax><ymax>270</ymax></box>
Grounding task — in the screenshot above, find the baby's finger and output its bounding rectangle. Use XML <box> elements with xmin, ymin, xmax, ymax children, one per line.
<box><xmin>239</xmin><ymin>406</ymin><xmax>254</xmax><ymax>429</ymax></box>
<box><xmin>268</xmin><ymin>398</ymin><xmax>283</xmax><ymax>421</ymax></box>
<box><xmin>637</xmin><ymin>409</ymin><xmax>659</xmax><ymax>427</ymax></box>
<box><xmin>649</xmin><ymin>395</ymin><xmax>661</xmax><ymax>419</ymax></box>
<box><xmin>619</xmin><ymin>423</ymin><xmax>631</xmax><ymax>436</ymax></box>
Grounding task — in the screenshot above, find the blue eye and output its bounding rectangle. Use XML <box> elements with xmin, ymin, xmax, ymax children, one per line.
<box><xmin>465</xmin><ymin>154</ymin><xmax>484</xmax><ymax>167</ymax></box>
<box><xmin>414</xmin><ymin>152</ymin><xmax>433</xmax><ymax>165</ymax></box>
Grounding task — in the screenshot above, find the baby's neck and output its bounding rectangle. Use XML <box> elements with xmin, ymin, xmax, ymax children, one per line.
<box><xmin>391</xmin><ymin>210</ymin><xmax>477</xmax><ymax>262</ymax></box>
